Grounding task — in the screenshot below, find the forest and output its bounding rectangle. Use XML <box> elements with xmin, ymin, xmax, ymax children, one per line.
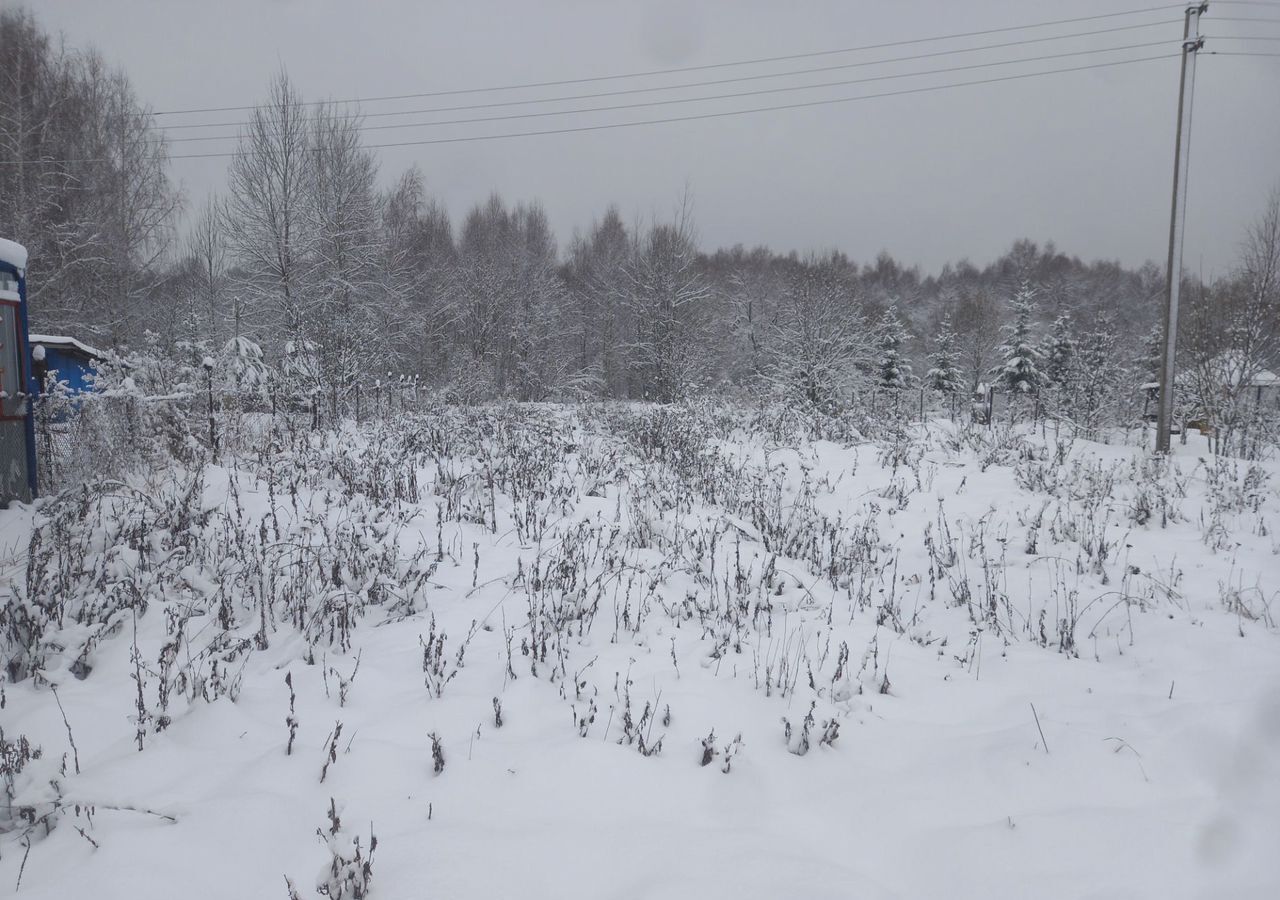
<box><xmin>4</xmin><ymin>7</ymin><xmax>1277</xmax><ymax>460</ymax></box>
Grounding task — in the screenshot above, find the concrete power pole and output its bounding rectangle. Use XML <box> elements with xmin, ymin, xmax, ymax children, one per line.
<box><xmin>1155</xmin><ymin>3</ymin><xmax>1207</xmax><ymax>454</ymax></box>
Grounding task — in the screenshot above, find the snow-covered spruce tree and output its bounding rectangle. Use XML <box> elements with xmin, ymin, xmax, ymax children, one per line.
<box><xmin>1136</xmin><ymin>322</ymin><xmax>1164</xmax><ymax>388</ymax></box>
<box><xmin>214</xmin><ymin>335</ymin><xmax>269</xmax><ymax>450</ymax></box>
<box><xmin>216</xmin><ymin>335</ymin><xmax>268</xmax><ymax>398</ymax></box>
<box><xmin>1037</xmin><ymin>314</ymin><xmax>1075</xmax><ymax>426</ymax></box>
<box><xmin>991</xmin><ymin>281</ymin><xmax>1044</xmax><ymax>410</ymax></box>
<box><xmin>1064</xmin><ymin>321</ymin><xmax>1129</xmax><ymax>441</ymax></box>
<box><xmin>1040</xmin><ymin>315</ymin><xmax>1075</xmax><ymax>389</ymax></box>
<box><xmin>925</xmin><ymin>313</ymin><xmax>963</xmax><ymax>397</ymax></box>
<box><xmin>877</xmin><ymin>304</ymin><xmax>913</xmax><ymax>390</ymax></box>
<box><xmin>1132</xmin><ymin>322</ymin><xmax>1178</xmax><ymax>431</ymax></box>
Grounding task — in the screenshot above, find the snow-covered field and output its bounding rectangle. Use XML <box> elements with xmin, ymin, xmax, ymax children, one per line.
<box><xmin>1</xmin><ymin>404</ymin><xmax>1277</xmax><ymax>899</ymax></box>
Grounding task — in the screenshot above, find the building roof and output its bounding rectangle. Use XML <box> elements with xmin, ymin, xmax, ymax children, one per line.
<box><xmin>1199</xmin><ymin>352</ymin><xmax>1280</xmax><ymax>388</ymax></box>
<box><xmin>0</xmin><ymin>238</ymin><xmax>28</xmax><ymax>271</ymax></box>
<box><xmin>1143</xmin><ymin>360</ymin><xmax>1280</xmax><ymax>392</ymax></box>
<box><xmin>29</xmin><ymin>333</ymin><xmax>106</xmax><ymax>361</ymax></box>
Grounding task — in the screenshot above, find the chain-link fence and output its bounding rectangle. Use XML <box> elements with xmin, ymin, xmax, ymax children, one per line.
<box><xmin>30</xmin><ymin>375</ymin><xmax>431</xmax><ymax>496</ymax></box>
<box><xmin>34</xmin><ymin>391</ymin><xmax>195</xmax><ymax>494</ymax></box>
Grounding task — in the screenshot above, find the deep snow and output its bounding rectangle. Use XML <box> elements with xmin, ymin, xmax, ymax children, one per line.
<box><xmin>0</xmin><ymin>408</ymin><xmax>1277</xmax><ymax>900</ymax></box>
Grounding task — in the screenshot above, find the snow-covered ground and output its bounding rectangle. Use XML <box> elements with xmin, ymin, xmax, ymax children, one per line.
<box><xmin>1</xmin><ymin>405</ymin><xmax>1277</xmax><ymax>899</ymax></box>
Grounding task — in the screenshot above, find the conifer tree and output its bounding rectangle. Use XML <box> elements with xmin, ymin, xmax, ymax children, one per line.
<box><xmin>992</xmin><ymin>281</ymin><xmax>1043</xmax><ymax>396</ymax></box>
<box><xmin>1040</xmin><ymin>315</ymin><xmax>1075</xmax><ymax>390</ymax></box>
<box><xmin>1137</xmin><ymin>323</ymin><xmax>1164</xmax><ymax>387</ymax></box>
<box><xmin>925</xmin><ymin>314</ymin><xmax>963</xmax><ymax>395</ymax></box>
<box><xmin>1068</xmin><ymin>323</ymin><xmax>1127</xmax><ymax>440</ymax></box>
<box><xmin>878</xmin><ymin>304</ymin><xmax>913</xmax><ymax>390</ymax></box>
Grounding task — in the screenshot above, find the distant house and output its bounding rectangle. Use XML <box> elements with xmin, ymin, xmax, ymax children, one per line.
<box><xmin>1242</xmin><ymin>367</ymin><xmax>1280</xmax><ymax>407</ymax></box>
<box><xmin>1142</xmin><ymin>355</ymin><xmax>1280</xmax><ymax>429</ymax></box>
<box><xmin>1143</xmin><ymin>357</ymin><xmax>1280</xmax><ymax>404</ymax></box>
<box><xmin>29</xmin><ymin>333</ymin><xmax>106</xmax><ymax>394</ymax></box>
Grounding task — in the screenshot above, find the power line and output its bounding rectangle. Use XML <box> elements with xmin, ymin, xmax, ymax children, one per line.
<box><xmin>149</xmin><ymin>40</ymin><xmax>1180</xmax><ymax>146</ymax></box>
<box><xmin>152</xmin><ymin>20</ymin><xmax>1180</xmax><ymax>133</ymax></box>
<box><xmin>147</xmin><ymin>5</ymin><xmax>1183</xmax><ymax>117</ymax></box>
<box><xmin>0</xmin><ymin>54</ymin><xmax>1184</xmax><ymax>165</ymax></box>
<box><xmin>138</xmin><ymin>53</ymin><xmax>1174</xmax><ymax>162</ymax></box>
<box><xmin>1207</xmin><ymin>49</ymin><xmax>1280</xmax><ymax>54</ymax></box>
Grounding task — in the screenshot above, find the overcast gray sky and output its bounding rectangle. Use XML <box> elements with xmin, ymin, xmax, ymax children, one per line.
<box><xmin>24</xmin><ymin>0</ymin><xmax>1280</xmax><ymax>277</ymax></box>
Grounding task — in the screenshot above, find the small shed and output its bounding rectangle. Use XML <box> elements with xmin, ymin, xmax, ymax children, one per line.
<box><xmin>1246</xmin><ymin>368</ymin><xmax>1280</xmax><ymax>407</ymax></box>
<box><xmin>1142</xmin><ymin>358</ymin><xmax>1280</xmax><ymax>411</ymax></box>
<box><xmin>29</xmin><ymin>333</ymin><xmax>105</xmax><ymax>393</ymax></box>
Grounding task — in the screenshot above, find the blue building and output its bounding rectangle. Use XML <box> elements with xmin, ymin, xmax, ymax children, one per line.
<box><xmin>30</xmin><ymin>333</ymin><xmax>105</xmax><ymax>394</ymax></box>
<box><xmin>0</xmin><ymin>237</ymin><xmax>38</xmax><ymax>503</ymax></box>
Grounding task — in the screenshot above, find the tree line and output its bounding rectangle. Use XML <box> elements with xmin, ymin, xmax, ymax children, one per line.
<box><xmin>2</xmin><ymin>8</ymin><xmax>1276</xmax><ymax>449</ymax></box>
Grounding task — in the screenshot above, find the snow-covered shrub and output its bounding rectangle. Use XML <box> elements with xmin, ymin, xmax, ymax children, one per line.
<box><xmin>32</xmin><ymin>373</ymin><xmax>79</xmax><ymax>490</ymax></box>
<box><xmin>743</xmin><ymin>401</ymin><xmax>865</xmax><ymax>445</ymax></box>
<box><xmin>782</xmin><ymin>701</ymin><xmax>840</xmax><ymax>756</ymax></box>
<box><xmin>2</xmin><ymin>433</ymin><xmax>439</xmax><ymax>692</ymax></box>
<box><xmin>443</xmin><ymin>355</ymin><xmax>500</xmax><ymax>405</ymax></box>
<box><xmin>1203</xmin><ymin>457</ymin><xmax>1271</xmax><ymax>517</ymax></box>
<box><xmin>1126</xmin><ymin>455</ymin><xmax>1186</xmax><ymax>528</ymax></box>
<box><xmin>719</xmin><ymin>733</ymin><xmax>744</xmax><ymax>773</ymax></box>
<box><xmin>0</xmin><ymin>729</ymin><xmax>47</xmax><ymax>835</ymax></box>
<box><xmin>290</xmin><ymin>798</ymin><xmax>376</xmax><ymax>900</ymax></box>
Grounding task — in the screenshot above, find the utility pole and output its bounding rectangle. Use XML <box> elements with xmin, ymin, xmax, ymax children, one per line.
<box><xmin>1155</xmin><ymin>3</ymin><xmax>1207</xmax><ymax>454</ymax></box>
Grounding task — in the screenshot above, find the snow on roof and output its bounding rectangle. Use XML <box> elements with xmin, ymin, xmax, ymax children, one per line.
<box><xmin>1200</xmin><ymin>353</ymin><xmax>1280</xmax><ymax>388</ymax></box>
<box><xmin>1141</xmin><ymin>366</ymin><xmax>1280</xmax><ymax>392</ymax></box>
<box><xmin>0</xmin><ymin>238</ymin><xmax>28</xmax><ymax>271</ymax></box>
<box><xmin>28</xmin><ymin>333</ymin><xmax>106</xmax><ymax>360</ymax></box>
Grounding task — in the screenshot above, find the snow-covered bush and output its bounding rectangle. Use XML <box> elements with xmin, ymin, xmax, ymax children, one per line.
<box><xmin>286</xmin><ymin>799</ymin><xmax>376</xmax><ymax>900</ymax></box>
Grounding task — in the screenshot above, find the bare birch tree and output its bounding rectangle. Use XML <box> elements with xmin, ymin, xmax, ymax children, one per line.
<box><xmin>1182</xmin><ymin>187</ymin><xmax>1280</xmax><ymax>455</ymax></box>
<box><xmin>625</xmin><ymin>197</ymin><xmax>711</xmax><ymax>402</ymax></box>
<box><xmin>185</xmin><ymin>196</ymin><xmax>227</xmax><ymax>343</ymax></box>
<box><xmin>223</xmin><ymin>70</ymin><xmax>311</xmax><ymax>338</ymax></box>
<box><xmin>761</xmin><ymin>255</ymin><xmax>870</xmax><ymax>410</ymax></box>
<box><xmin>306</xmin><ymin>100</ymin><xmax>382</xmax><ymax>415</ymax></box>
<box><xmin>0</xmin><ymin>10</ymin><xmax>177</xmax><ymax>340</ymax></box>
